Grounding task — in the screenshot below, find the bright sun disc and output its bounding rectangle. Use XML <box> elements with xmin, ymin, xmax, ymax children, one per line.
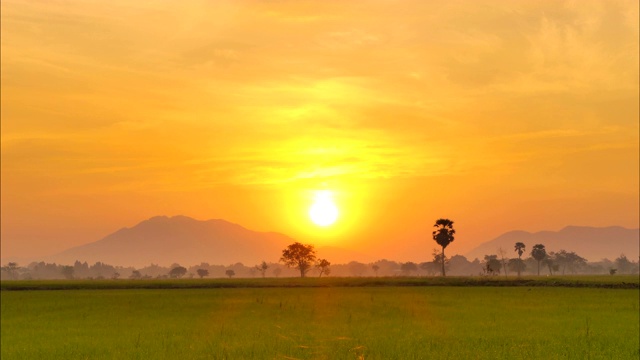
<box><xmin>309</xmin><ymin>191</ymin><xmax>338</xmax><ymax>226</ymax></box>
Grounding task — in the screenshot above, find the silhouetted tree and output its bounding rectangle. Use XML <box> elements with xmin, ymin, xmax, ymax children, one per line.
<box><xmin>169</xmin><ymin>266</ymin><xmax>187</xmax><ymax>278</ymax></box>
<box><xmin>112</xmin><ymin>272</ymin><xmax>120</xmax><ymax>280</ymax></box>
<box><xmin>483</xmin><ymin>255</ymin><xmax>501</xmax><ymax>276</ymax></box>
<box><xmin>255</xmin><ymin>261</ymin><xmax>269</xmax><ymax>278</ymax></box>
<box><xmin>129</xmin><ymin>270</ymin><xmax>142</xmax><ymax>279</ymax></box>
<box><xmin>614</xmin><ymin>254</ymin><xmax>633</xmax><ymax>274</ymax></box>
<box><xmin>280</xmin><ymin>242</ymin><xmax>317</xmax><ymax>278</ymax></box>
<box><xmin>400</xmin><ymin>262</ymin><xmax>418</xmax><ymax>276</ymax></box>
<box><xmin>531</xmin><ymin>244</ymin><xmax>547</xmax><ymax>276</ymax></box>
<box><xmin>225</xmin><ymin>269</ymin><xmax>235</xmax><ymax>278</ymax></box>
<box><xmin>432</xmin><ymin>218</ymin><xmax>455</xmax><ymax>276</ymax></box>
<box><xmin>514</xmin><ymin>242</ymin><xmax>526</xmax><ymax>277</ymax></box>
<box><xmin>371</xmin><ymin>264</ymin><xmax>380</xmax><ymax>277</ymax></box>
<box><xmin>196</xmin><ymin>269</ymin><xmax>209</xmax><ymax>278</ymax></box>
<box><xmin>554</xmin><ymin>250</ymin><xmax>587</xmax><ymax>274</ymax></box>
<box><xmin>508</xmin><ymin>258</ymin><xmax>526</xmax><ymax>275</ymax></box>
<box><xmin>609</xmin><ymin>268</ymin><xmax>617</xmax><ymax>275</ymax></box>
<box><xmin>1</xmin><ymin>262</ymin><xmax>20</xmax><ymax>280</ymax></box>
<box><xmin>316</xmin><ymin>259</ymin><xmax>331</xmax><ymax>277</ymax></box>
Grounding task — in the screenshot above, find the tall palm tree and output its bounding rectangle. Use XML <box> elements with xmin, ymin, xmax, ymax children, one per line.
<box><xmin>432</xmin><ymin>218</ymin><xmax>455</xmax><ymax>276</ymax></box>
<box><xmin>514</xmin><ymin>242</ymin><xmax>526</xmax><ymax>277</ymax></box>
<box><xmin>531</xmin><ymin>244</ymin><xmax>547</xmax><ymax>276</ymax></box>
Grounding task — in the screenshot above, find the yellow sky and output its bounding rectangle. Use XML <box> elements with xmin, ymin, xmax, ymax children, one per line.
<box><xmin>2</xmin><ymin>0</ymin><xmax>638</xmax><ymax>262</ymax></box>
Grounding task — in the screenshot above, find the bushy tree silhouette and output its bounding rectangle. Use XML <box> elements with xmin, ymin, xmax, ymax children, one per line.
<box><xmin>508</xmin><ymin>258</ymin><xmax>526</xmax><ymax>275</ymax></box>
<box><xmin>316</xmin><ymin>259</ymin><xmax>331</xmax><ymax>277</ymax></box>
<box><xmin>169</xmin><ymin>266</ymin><xmax>187</xmax><ymax>278</ymax></box>
<box><xmin>280</xmin><ymin>242</ymin><xmax>317</xmax><ymax>278</ymax></box>
<box><xmin>483</xmin><ymin>255</ymin><xmax>501</xmax><ymax>276</ymax></box>
<box><xmin>196</xmin><ymin>269</ymin><xmax>209</xmax><ymax>278</ymax></box>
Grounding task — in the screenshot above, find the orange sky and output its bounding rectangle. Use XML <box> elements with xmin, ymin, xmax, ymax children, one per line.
<box><xmin>2</xmin><ymin>0</ymin><xmax>639</xmax><ymax>263</ymax></box>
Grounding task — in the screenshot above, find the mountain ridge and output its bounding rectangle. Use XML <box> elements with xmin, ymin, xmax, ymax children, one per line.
<box><xmin>466</xmin><ymin>225</ymin><xmax>639</xmax><ymax>261</ymax></box>
<box><xmin>4</xmin><ymin>218</ymin><xmax>637</xmax><ymax>267</ymax></box>
<box><xmin>43</xmin><ymin>215</ymin><xmax>296</xmax><ymax>267</ymax></box>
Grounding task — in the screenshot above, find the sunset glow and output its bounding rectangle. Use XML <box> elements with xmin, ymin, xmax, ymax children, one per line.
<box><xmin>309</xmin><ymin>190</ymin><xmax>339</xmax><ymax>227</ymax></box>
<box><xmin>1</xmin><ymin>0</ymin><xmax>638</xmax><ymax>263</ymax></box>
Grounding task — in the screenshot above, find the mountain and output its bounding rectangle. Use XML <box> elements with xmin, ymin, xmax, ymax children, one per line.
<box><xmin>45</xmin><ymin>216</ymin><xmax>295</xmax><ymax>267</ymax></box>
<box><xmin>466</xmin><ymin>226</ymin><xmax>639</xmax><ymax>262</ymax></box>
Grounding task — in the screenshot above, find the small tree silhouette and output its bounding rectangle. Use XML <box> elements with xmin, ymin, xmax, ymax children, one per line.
<box><xmin>371</xmin><ymin>264</ymin><xmax>380</xmax><ymax>277</ymax></box>
<box><xmin>316</xmin><ymin>259</ymin><xmax>331</xmax><ymax>277</ymax></box>
<box><xmin>484</xmin><ymin>255</ymin><xmax>501</xmax><ymax>276</ymax></box>
<box><xmin>1</xmin><ymin>262</ymin><xmax>20</xmax><ymax>280</ymax></box>
<box><xmin>255</xmin><ymin>261</ymin><xmax>269</xmax><ymax>278</ymax></box>
<box><xmin>225</xmin><ymin>269</ymin><xmax>235</xmax><ymax>278</ymax></box>
<box><xmin>169</xmin><ymin>266</ymin><xmax>187</xmax><ymax>278</ymax></box>
<box><xmin>196</xmin><ymin>269</ymin><xmax>209</xmax><ymax>278</ymax></box>
<box><xmin>508</xmin><ymin>258</ymin><xmax>526</xmax><ymax>275</ymax></box>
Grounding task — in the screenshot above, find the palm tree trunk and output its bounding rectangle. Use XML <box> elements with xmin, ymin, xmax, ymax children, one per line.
<box><xmin>441</xmin><ymin>246</ymin><xmax>446</xmax><ymax>277</ymax></box>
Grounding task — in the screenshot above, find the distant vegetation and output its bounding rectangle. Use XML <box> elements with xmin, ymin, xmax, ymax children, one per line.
<box><xmin>2</xmin><ymin>250</ymin><xmax>637</xmax><ymax>281</ymax></box>
<box><xmin>1</xmin><ymin>219</ymin><xmax>638</xmax><ymax>281</ymax></box>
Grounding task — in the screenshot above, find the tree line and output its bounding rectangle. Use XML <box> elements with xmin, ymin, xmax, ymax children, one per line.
<box><xmin>1</xmin><ymin>218</ymin><xmax>637</xmax><ymax>280</ymax></box>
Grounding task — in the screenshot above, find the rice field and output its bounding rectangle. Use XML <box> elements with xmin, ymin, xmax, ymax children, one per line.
<box><xmin>1</xmin><ymin>278</ymin><xmax>638</xmax><ymax>359</ymax></box>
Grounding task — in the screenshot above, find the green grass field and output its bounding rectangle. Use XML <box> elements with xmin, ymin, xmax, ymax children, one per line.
<box><xmin>2</xmin><ymin>275</ymin><xmax>638</xmax><ymax>291</ymax></box>
<box><xmin>1</xmin><ymin>278</ymin><xmax>639</xmax><ymax>359</ymax></box>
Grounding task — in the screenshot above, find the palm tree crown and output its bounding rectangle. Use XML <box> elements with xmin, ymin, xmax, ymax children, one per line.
<box><xmin>514</xmin><ymin>242</ymin><xmax>526</xmax><ymax>258</ymax></box>
<box><xmin>432</xmin><ymin>218</ymin><xmax>455</xmax><ymax>249</ymax></box>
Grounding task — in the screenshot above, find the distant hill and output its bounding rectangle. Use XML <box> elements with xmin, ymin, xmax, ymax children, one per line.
<box><xmin>45</xmin><ymin>216</ymin><xmax>295</xmax><ymax>267</ymax></box>
<box><xmin>466</xmin><ymin>226</ymin><xmax>639</xmax><ymax>262</ymax></box>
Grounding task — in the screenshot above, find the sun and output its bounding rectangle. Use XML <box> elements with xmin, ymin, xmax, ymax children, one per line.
<box><xmin>309</xmin><ymin>190</ymin><xmax>339</xmax><ymax>227</ymax></box>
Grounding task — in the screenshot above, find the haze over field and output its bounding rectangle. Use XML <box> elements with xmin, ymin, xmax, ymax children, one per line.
<box><xmin>11</xmin><ymin>216</ymin><xmax>636</xmax><ymax>267</ymax></box>
<box><xmin>1</xmin><ymin>1</ymin><xmax>638</xmax><ymax>262</ymax></box>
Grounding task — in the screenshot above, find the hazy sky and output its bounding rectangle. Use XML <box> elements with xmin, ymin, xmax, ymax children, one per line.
<box><xmin>2</xmin><ymin>0</ymin><xmax>638</xmax><ymax>262</ymax></box>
